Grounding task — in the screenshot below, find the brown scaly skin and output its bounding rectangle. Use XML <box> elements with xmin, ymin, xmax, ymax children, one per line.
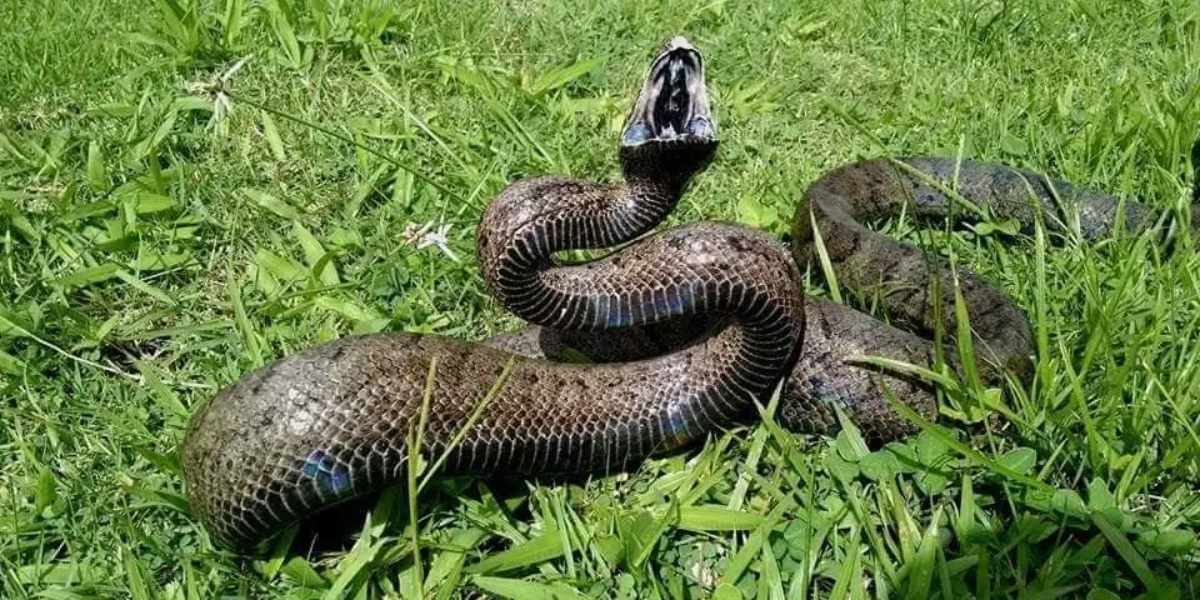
<box><xmin>790</xmin><ymin>151</ymin><xmax>1200</xmax><ymax>441</ymax></box>
<box><xmin>183</xmin><ymin>37</ymin><xmax>1200</xmax><ymax>550</ymax></box>
<box><xmin>500</xmin><ymin>144</ymin><xmax>1200</xmax><ymax>447</ymax></box>
<box><xmin>183</xmin><ymin>38</ymin><xmax>806</xmax><ymax>550</ymax></box>
<box><xmin>496</xmin><ymin>153</ymin><xmax>1199</xmax><ymax>446</ymax></box>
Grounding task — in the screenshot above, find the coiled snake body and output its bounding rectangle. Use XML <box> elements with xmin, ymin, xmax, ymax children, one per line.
<box><xmin>183</xmin><ymin>38</ymin><xmax>1197</xmax><ymax>549</ymax></box>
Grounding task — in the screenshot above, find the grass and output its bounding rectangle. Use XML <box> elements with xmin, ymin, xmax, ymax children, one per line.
<box><xmin>2</xmin><ymin>0</ymin><xmax>1199</xmax><ymax>598</ymax></box>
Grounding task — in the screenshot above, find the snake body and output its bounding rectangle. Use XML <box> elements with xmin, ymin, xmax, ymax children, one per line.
<box><xmin>182</xmin><ymin>38</ymin><xmax>1196</xmax><ymax>549</ymax></box>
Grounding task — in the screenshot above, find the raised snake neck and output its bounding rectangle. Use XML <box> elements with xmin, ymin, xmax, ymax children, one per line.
<box><xmin>181</xmin><ymin>38</ymin><xmax>1199</xmax><ymax>550</ymax></box>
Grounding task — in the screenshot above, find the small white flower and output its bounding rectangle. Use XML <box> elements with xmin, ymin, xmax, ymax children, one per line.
<box><xmin>184</xmin><ymin>55</ymin><xmax>252</xmax><ymax>129</ymax></box>
<box><xmin>220</xmin><ymin>56</ymin><xmax>251</xmax><ymax>84</ymax></box>
<box><xmin>403</xmin><ymin>220</ymin><xmax>459</xmax><ymax>261</ymax></box>
<box><xmin>212</xmin><ymin>91</ymin><xmax>232</xmax><ymax>124</ymax></box>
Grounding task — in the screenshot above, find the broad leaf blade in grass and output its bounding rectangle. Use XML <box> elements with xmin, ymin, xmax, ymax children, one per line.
<box><xmin>222</xmin><ymin>0</ymin><xmax>246</xmax><ymax>46</ymax></box>
<box><xmin>255</xmin><ymin>248</ymin><xmax>307</xmax><ymax>285</ymax></box>
<box><xmin>86</xmin><ymin>101</ymin><xmax>137</xmax><ymax>118</ymax></box>
<box><xmin>86</xmin><ymin>140</ymin><xmax>107</xmax><ymax>191</ymax></box>
<box><xmin>280</xmin><ymin>556</ymin><xmax>330</xmax><ymax>589</ymax></box>
<box><xmin>997</xmin><ymin>447</ymin><xmax>1037</xmax><ymax>476</ymax></box>
<box><xmin>525</xmin><ymin>57</ymin><xmax>603</xmax><ymax>98</ymax></box>
<box><xmin>465</xmin><ymin>531</ymin><xmax>566</xmax><ymax>574</ymax></box>
<box><xmin>261</xmin><ymin>112</ymin><xmax>287</xmax><ymax>161</ymax></box>
<box><xmin>1091</xmin><ymin>509</ymin><xmax>1161</xmax><ymax>594</ymax></box>
<box><xmin>51</xmin><ymin>264</ymin><xmax>123</xmax><ymax>289</ymax></box>
<box><xmin>0</xmin><ymin>349</ymin><xmax>26</xmax><ymax>376</ymax></box>
<box><xmin>130</xmin><ymin>192</ymin><xmax>177</xmax><ymax>214</ymax></box>
<box><xmin>55</xmin><ymin>199</ymin><xmax>116</xmax><ymax>224</ymax></box>
<box><xmin>314</xmin><ymin>297</ymin><xmax>387</xmax><ymax>332</ymax></box>
<box><xmin>121</xmin><ymin>546</ymin><xmax>157</xmax><ymax>600</ymax></box>
<box><xmin>0</xmin><ymin>131</ymin><xmax>35</xmax><ymax>165</ymax></box>
<box><xmin>736</xmin><ymin>193</ymin><xmax>781</xmax><ymax>230</ymax></box>
<box><xmin>712</xmin><ymin>583</ymin><xmax>744</xmax><ymax>600</ymax></box>
<box><xmin>241</xmin><ymin>187</ymin><xmax>303</xmax><ymax>220</ymax></box>
<box><xmin>718</xmin><ymin>499</ymin><xmax>791</xmax><ymax>587</ymax></box>
<box><xmin>114</xmin><ymin>270</ymin><xmax>176</xmax><ymax>306</ymax></box>
<box><xmin>808</xmin><ymin>209</ymin><xmax>842</xmax><ymax>303</ymax></box>
<box><xmin>675</xmin><ymin>505</ymin><xmax>765</xmax><ymax>532</ymax></box>
<box><xmin>132</xmin><ymin>110</ymin><xmax>179</xmax><ymax>161</ymax></box>
<box><xmin>758</xmin><ymin>543</ymin><xmax>786</xmax><ymax>600</ymax></box>
<box><xmin>904</xmin><ymin>510</ymin><xmax>942</xmax><ymax>600</ymax></box>
<box><xmin>133</xmin><ymin>249</ymin><xmax>193</xmax><ymax>271</ymax></box>
<box><xmin>425</xmin><ymin>528</ymin><xmax>487</xmax><ymax>599</ymax></box>
<box><xmin>171</xmin><ymin>96</ymin><xmax>214</xmax><ymax>113</ymax></box>
<box><xmin>471</xmin><ymin>576</ymin><xmax>590</xmax><ymax>600</ymax></box>
<box><xmin>1138</xmin><ymin>529</ymin><xmax>1196</xmax><ymax>557</ymax></box>
<box><xmin>266</xmin><ymin>0</ymin><xmax>304</xmax><ymax>70</ymax></box>
<box><xmin>293</xmin><ymin>221</ymin><xmax>340</xmax><ymax>285</ymax></box>
<box><xmin>125</xmin><ymin>486</ymin><xmax>190</xmax><ymax>515</ymax></box>
<box><xmin>324</xmin><ymin>537</ymin><xmax>387</xmax><ymax>600</ymax></box>
<box><xmin>618</xmin><ymin>504</ymin><xmax>677</xmax><ymax>571</ymax></box>
<box><xmin>33</xmin><ymin>467</ymin><xmax>57</xmax><ymax>517</ymax></box>
<box><xmin>228</xmin><ymin>276</ymin><xmax>263</xmax><ymax>367</ymax></box>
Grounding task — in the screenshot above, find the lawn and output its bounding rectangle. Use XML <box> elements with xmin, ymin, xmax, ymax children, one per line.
<box><xmin>2</xmin><ymin>0</ymin><xmax>1199</xmax><ymax>598</ymax></box>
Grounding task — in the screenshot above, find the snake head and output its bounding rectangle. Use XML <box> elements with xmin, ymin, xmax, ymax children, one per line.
<box><xmin>619</xmin><ymin>36</ymin><xmax>718</xmax><ymax>184</ymax></box>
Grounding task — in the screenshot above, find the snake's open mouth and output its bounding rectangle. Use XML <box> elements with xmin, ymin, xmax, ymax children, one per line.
<box><xmin>622</xmin><ymin>36</ymin><xmax>715</xmax><ymax>146</ymax></box>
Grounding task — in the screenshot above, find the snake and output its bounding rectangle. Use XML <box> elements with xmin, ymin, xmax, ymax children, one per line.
<box><xmin>182</xmin><ymin>37</ymin><xmax>1199</xmax><ymax>550</ymax></box>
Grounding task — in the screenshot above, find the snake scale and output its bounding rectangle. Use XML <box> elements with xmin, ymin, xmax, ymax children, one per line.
<box><xmin>182</xmin><ymin>37</ymin><xmax>1198</xmax><ymax>550</ymax></box>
